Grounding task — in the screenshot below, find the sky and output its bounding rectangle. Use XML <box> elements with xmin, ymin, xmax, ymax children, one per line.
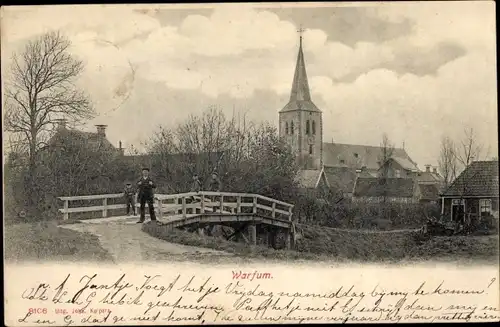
<box><xmin>1</xmin><ymin>2</ymin><xmax>497</xmax><ymax>168</ymax></box>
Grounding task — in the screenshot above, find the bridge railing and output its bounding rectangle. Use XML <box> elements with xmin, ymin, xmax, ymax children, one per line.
<box><xmin>58</xmin><ymin>193</ymin><xmax>145</xmax><ymax>220</ymax></box>
<box><xmin>58</xmin><ymin>191</ymin><xmax>294</xmax><ymax>221</ymax></box>
<box><xmin>156</xmin><ymin>191</ymin><xmax>294</xmax><ymax>221</ymax></box>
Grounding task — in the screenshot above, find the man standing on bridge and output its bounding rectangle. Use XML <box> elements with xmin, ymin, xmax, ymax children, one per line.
<box><xmin>136</xmin><ymin>168</ymin><xmax>158</xmax><ymax>224</ymax></box>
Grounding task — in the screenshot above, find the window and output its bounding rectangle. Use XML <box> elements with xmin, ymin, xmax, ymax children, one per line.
<box><xmin>480</xmin><ymin>199</ymin><xmax>492</xmax><ymax>216</ymax></box>
<box><xmin>354</xmin><ymin>153</ymin><xmax>359</xmax><ymax>158</ymax></box>
<box><xmin>309</xmin><ymin>144</ymin><xmax>313</xmax><ymax>155</ymax></box>
<box><xmin>340</xmin><ymin>159</ymin><xmax>345</xmax><ymax>164</ymax></box>
<box><xmin>285</xmin><ymin>122</ymin><xmax>289</xmax><ymax>134</ymax></box>
<box><xmin>312</xmin><ymin>121</ymin><xmax>316</xmax><ymax>135</ymax></box>
<box><xmin>395</xmin><ymin>169</ymin><xmax>401</xmax><ymax>178</ymax></box>
<box><xmin>290</xmin><ymin>121</ymin><xmax>294</xmax><ymax>134</ymax></box>
<box><xmin>306</xmin><ymin>120</ymin><xmax>310</xmax><ymax>135</ymax></box>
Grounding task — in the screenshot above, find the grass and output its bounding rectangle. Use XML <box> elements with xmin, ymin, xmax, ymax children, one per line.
<box><xmin>4</xmin><ymin>221</ymin><xmax>114</xmax><ymax>263</ymax></box>
<box><xmin>142</xmin><ymin>222</ymin><xmax>499</xmax><ymax>263</ymax></box>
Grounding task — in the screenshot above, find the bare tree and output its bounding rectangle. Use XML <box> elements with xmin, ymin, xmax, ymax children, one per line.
<box><xmin>145</xmin><ymin>107</ymin><xmax>299</xmax><ymax>197</ymax></box>
<box><xmin>438</xmin><ymin>136</ymin><xmax>457</xmax><ymax>189</ymax></box>
<box><xmin>4</xmin><ymin>31</ymin><xmax>95</xmax><ymax>197</ymax></box>
<box><xmin>376</xmin><ymin>133</ymin><xmax>395</xmax><ymax>206</ymax></box>
<box><xmin>455</xmin><ymin>128</ymin><xmax>485</xmax><ymax>171</ymax></box>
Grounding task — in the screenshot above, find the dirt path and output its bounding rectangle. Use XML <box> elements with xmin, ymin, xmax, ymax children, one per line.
<box><xmin>60</xmin><ymin>218</ymin><xmax>234</xmax><ymax>263</ymax></box>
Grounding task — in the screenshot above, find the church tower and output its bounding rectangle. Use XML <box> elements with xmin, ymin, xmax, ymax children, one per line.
<box><xmin>279</xmin><ymin>28</ymin><xmax>323</xmax><ymax>170</ymax></box>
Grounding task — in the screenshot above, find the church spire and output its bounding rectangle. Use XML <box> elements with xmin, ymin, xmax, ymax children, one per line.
<box><xmin>290</xmin><ymin>25</ymin><xmax>311</xmax><ymax>102</ymax></box>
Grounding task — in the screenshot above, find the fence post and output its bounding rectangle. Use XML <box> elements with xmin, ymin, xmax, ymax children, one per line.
<box><xmin>236</xmin><ymin>196</ymin><xmax>241</xmax><ymax>214</ymax></box>
<box><xmin>200</xmin><ymin>194</ymin><xmax>205</xmax><ymax>213</ymax></box>
<box><xmin>63</xmin><ymin>200</ymin><xmax>69</xmax><ymax>220</ymax></box>
<box><xmin>157</xmin><ymin>198</ymin><xmax>163</xmax><ymax>219</ymax></box>
<box><xmin>102</xmin><ymin>198</ymin><xmax>108</xmax><ymax>218</ymax></box>
<box><xmin>220</xmin><ymin>195</ymin><xmax>224</xmax><ymax>213</ymax></box>
<box><xmin>288</xmin><ymin>206</ymin><xmax>293</xmax><ymax>221</ymax></box>
<box><xmin>272</xmin><ymin>202</ymin><xmax>276</xmax><ymax>218</ymax></box>
<box><xmin>253</xmin><ymin>196</ymin><xmax>257</xmax><ymax>214</ymax></box>
<box><xmin>177</xmin><ymin>197</ymin><xmax>182</xmax><ymax>215</ymax></box>
<box><xmin>182</xmin><ymin>196</ymin><xmax>186</xmax><ymax>218</ymax></box>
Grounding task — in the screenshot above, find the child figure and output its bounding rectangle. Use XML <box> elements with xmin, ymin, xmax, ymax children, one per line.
<box><xmin>124</xmin><ymin>182</ymin><xmax>136</xmax><ymax>216</ymax></box>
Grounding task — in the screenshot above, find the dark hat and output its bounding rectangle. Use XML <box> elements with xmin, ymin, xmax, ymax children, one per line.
<box><xmin>142</xmin><ymin>167</ymin><xmax>150</xmax><ymax>171</ymax></box>
<box><xmin>126</xmin><ymin>182</ymin><xmax>132</xmax><ymax>185</ymax></box>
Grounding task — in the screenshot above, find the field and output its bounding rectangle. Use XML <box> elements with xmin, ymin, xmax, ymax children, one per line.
<box><xmin>4</xmin><ymin>221</ymin><xmax>114</xmax><ymax>263</ymax></box>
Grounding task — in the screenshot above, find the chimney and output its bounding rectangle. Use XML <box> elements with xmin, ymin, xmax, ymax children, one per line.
<box><xmin>95</xmin><ymin>125</ymin><xmax>107</xmax><ymax>137</ymax></box>
<box><xmin>425</xmin><ymin>164</ymin><xmax>431</xmax><ymax>172</ymax></box>
<box><xmin>118</xmin><ymin>141</ymin><xmax>124</xmax><ymax>155</ymax></box>
<box><xmin>54</xmin><ymin>119</ymin><xmax>67</xmax><ymax>131</ymax></box>
<box><xmin>433</xmin><ymin>167</ymin><xmax>437</xmax><ymax>174</ymax></box>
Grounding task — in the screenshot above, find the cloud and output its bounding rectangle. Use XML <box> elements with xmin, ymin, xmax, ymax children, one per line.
<box><xmin>309</xmin><ymin>47</ymin><xmax>497</xmax><ymax>166</ymax></box>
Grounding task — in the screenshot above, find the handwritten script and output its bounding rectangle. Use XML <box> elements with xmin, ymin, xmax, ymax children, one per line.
<box><xmin>11</xmin><ymin>272</ymin><xmax>500</xmax><ymax>325</ymax></box>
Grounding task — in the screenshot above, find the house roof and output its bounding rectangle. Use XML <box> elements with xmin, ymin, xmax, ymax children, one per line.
<box><xmin>323</xmin><ymin>142</ymin><xmax>415</xmax><ymax>170</ymax></box>
<box><xmin>416</xmin><ymin>171</ymin><xmax>444</xmax><ymax>184</ymax></box>
<box><xmin>48</xmin><ymin>128</ymin><xmax>117</xmax><ymax>151</ymax></box>
<box><xmin>324</xmin><ymin>166</ymin><xmax>357</xmax><ymax>193</ymax></box>
<box><xmin>280</xmin><ymin>38</ymin><xmax>321</xmax><ymax>113</ymax></box>
<box><xmin>295</xmin><ymin>168</ymin><xmax>328</xmax><ymax>189</ymax></box>
<box><xmin>353</xmin><ymin>177</ymin><xmax>416</xmax><ymax>198</ymax></box>
<box><xmin>441</xmin><ymin>160</ymin><xmax>499</xmax><ymax>197</ymax></box>
<box><xmin>391</xmin><ymin>156</ymin><xmax>419</xmax><ymax>171</ymax></box>
<box><xmin>419</xmin><ymin>184</ymin><xmax>439</xmax><ymax>201</ymax></box>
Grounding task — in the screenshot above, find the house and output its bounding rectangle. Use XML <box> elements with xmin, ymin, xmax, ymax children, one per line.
<box><xmin>418</xmin><ymin>184</ymin><xmax>440</xmax><ymax>204</ymax></box>
<box><xmin>440</xmin><ymin>160</ymin><xmax>499</xmax><ymax>224</ymax></box>
<box><xmin>352</xmin><ymin>177</ymin><xmax>420</xmax><ymax>203</ymax></box>
<box><xmin>48</xmin><ymin>120</ymin><xmax>123</xmax><ymax>155</ymax></box>
<box><xmin>377</xmin><ymin>156</ymin><xmax>419</xmax><ymax>178</ymax></box>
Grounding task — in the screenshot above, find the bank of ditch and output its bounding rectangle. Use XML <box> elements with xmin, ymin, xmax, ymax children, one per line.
<box><xmin>142</xmin><ymin>222</ymin><xmax>499</xmax><ymax>263</ymax></box>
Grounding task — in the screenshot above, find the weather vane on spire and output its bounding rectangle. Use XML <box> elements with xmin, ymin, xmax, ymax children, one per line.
<box><xmin>297</xmin><ymin>24</ymin><xmax>305</xmax><ymax>46</ymax></box>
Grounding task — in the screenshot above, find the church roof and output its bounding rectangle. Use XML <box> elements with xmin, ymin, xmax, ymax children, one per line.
<box><xmin>280</xmin><ymin>37</ymin><xmax>321</xmax><ymax>113</ymax></box>
<box><xmin>323</xmin><ymin>142</ymin><xmax>416</xmax><ymax>171</ymax></box>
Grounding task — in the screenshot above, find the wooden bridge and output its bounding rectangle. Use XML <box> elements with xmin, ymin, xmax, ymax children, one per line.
<box><xmin>59</xmin><ymin>191</ymin><xmax>296</xmax><ymax>249</ymax></box>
